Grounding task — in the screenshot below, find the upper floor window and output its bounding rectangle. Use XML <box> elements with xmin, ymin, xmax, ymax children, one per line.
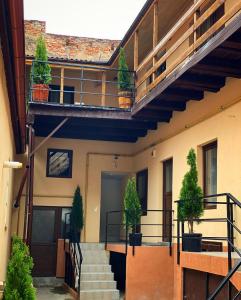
<box><xmin>48</xmin><ymin>85</ymin><xmax>75</xmax><ymax>104</ymax></box>
<box><xmin>136</xmin><ymin>169</ymin><xmax>148</xmax><ymax>216</ymax></box>
<box><xmin>46</xmin><ymin>149</ymin><xmax>73</xmax><ymax>178</ymax></box>
<box><xmin>203</xmin><ymin>141</ymin><xmax>217</xmax><ymax>209</ymax></box>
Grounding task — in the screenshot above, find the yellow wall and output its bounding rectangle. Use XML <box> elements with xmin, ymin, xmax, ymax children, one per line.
<box><xmin>12</xmin><ymin>139</ymin><xmax>134</xmax><ymax>242</ymax></box>
<box><xmin>0</xmin><ymin>50</ymin><xmax>16</xmax><ymax>282</ymax></box>
<box><xmin>13</xmin><ymin>77</ymin><xmax>241</xmax><ymax>247</ymax></box>
<box><xmin>133</xmin><ymin>77</ymin><xmax>241</xmax><ymax>247</ymax></box>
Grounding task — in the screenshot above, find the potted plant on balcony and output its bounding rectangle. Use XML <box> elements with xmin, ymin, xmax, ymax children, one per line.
<box><xmin>70</xmin><ymin>186</ymin><xmax>84</xmax><ymax>243</ymax></box>
<box><xmin>118</xmin><ymin>48</ymin><xmax>133</xmax><ymax>109</ymax></box>
<box><xmin>31</xmin><ymin>36</ymin><xmax>51</xmax><ymax>102</ymax></box>
<box><xmin>178</xmin><ymin>148</ymin><xmax>204</xmax><ymax>252</ymax></box>
<box><xmin>124</xmin><ymin>177</ymin><xmax>142</xmax><ymax>246</ymax></box>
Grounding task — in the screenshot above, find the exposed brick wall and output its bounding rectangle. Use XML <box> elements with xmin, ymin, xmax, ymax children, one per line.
<box><xmin>25</xmin><ymin>20</ymin><xmax>120</xmax><ymax>63</ymax></box>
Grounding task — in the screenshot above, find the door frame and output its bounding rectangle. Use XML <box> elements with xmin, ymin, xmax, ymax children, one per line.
<box><xmin>162</xmin><ymin>158</ymin><xmax>173</xmax><ymax>242</ymax></box>
<box><xmin>30</xmin><ymin>205</ymin><xmax>71</xmax><ymax>276</ymax></box>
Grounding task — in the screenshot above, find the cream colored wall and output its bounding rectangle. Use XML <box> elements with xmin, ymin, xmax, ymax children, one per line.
<box><xmin>14</xmin><ymin>76</ymin><xmax>241</xmax><ymax>246</ymax></box>
<box><xmin>0</xmin><ymin>50</ymin><xmax>16</xmax><ymax>282</ymax></box>
<box><xmin>133</xmin><ymin>78</ymin><xmax>241</xmax><ymax>247</ymax></box>
<box><xmin>12</xmin><ymin>138</ymin><xmax>134</xmax><ymax>242</ymax></box>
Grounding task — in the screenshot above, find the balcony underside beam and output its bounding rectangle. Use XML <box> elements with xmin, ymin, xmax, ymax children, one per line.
<box><xmin>132</xmin><ymin>14</ymin><xmax>241</xmax><ymax>116</ymax></box>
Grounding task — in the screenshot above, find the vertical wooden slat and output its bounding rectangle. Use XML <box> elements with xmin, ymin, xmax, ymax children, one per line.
<box><xmin>101</xmin><ymin>71</ymin><xmax>106</xmax><ymax>106</ymax></box>
<box><xmin>153</xmin><ymin>0</ymin><xmax>159</xmax><ymax>80</ymax></box>
<box><xmin>194</xmin><ymin>0</ymin><xmax>198</xmax><ymax>43</ymax></box>
<box><xmin>60</xmin><ymin>67</ymin><xmax>64</xmax><ymax>104</ymax></box>
<box><xmin>134</xmin><ymin>31</ymin><xmax>139</xmax><ymax>71</ymax></box>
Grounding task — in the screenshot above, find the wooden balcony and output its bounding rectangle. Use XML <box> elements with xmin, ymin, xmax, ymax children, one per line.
<box><xmin>28</xmin><ymin>61</ymin><xmax>135</xmax><ymax>108</ymax></box>
<box><xmin>132</xmin><ymin>0</ymin><xmax>241</xmax><ymax>120</ymax></box>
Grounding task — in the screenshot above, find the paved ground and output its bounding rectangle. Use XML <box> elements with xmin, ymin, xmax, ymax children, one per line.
<box><xmin>36</xmin><ymin>286</ymin><xmax>74</xmax><ymax>300</ymax></box>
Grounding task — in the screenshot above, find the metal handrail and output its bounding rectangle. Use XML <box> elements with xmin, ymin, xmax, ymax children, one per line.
<box><xmin>176</xmin><ymin>193</ymin><xmax>241</xmax><ymax>300</ymax></box>
<box><xmin>63</xmin><ymin>212</ymin><xmax>83</xmax><ymax>294</ymax></box>
<box><xmin>105</xmin><ymin>209</ymin><xmax>174</xmax><ymax>256</ymax></box>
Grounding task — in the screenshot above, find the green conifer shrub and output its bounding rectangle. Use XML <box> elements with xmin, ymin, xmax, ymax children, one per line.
<box><xmin>118</xmin><ymin>48</ymin><xmax>132</xmax><ymax>91</ymax></box>
<box><xmin>31</xmin><ymin>36</ymin><xmax>51</xmax><ymax>84</ymax></box>
<box><xmin>70</xmin><ymin>186</ymin><xmax>84</xmax><ymax>242</ymax></box>
<box><xmin>178</xmin><ymin>148</ymin><xmax>204</xmax><ymax>233</ymax></box>
<box><xmin>4</xmin><ymin>236</ymin><xmax>36</xmax><ymax>300</ymax></box>
<box><xmin>123</xmin><ymin>177</ymin><xmax>142</xmax><ymax>233</ymax></box>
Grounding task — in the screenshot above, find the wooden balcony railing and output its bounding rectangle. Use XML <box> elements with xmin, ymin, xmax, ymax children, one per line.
<box><xmin>29</xmin><ymin>61</ymin><xmax>135</xmax><ymax>108</ymax></box>
<box><xmin>135</xmin><ymin>0</ymin><xmax>241</xmax><ymax>102</ymax></box>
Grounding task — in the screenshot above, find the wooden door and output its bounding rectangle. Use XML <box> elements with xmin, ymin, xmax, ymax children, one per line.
<box><xmin>30</xmin><ymin>206</ymin><xmax>71</xmax><ymax>276</ymax></box>
<box><xmin>163</xmin><ymin>159</ymin><xmax>173</xmax><ymax>242</ymax></box>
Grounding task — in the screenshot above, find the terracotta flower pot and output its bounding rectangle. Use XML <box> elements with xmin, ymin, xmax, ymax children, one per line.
<box><xmin>118</xmin><ymin>91</ymin><xmax>132</xmax><ymax>109</ymax></box>
<box><xmin>32</xmin><ymin>84</ymin><xmax>49</xmax><ymax>102</ymax></box>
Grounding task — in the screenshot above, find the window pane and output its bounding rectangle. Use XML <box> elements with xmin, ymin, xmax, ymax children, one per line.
<box><xmin>47</xmin><ymin>149</ymin><xmax>72</xmax><ymax>178</ymax></box>
<box><xmin>61</xmin><ymin>208</ymin><xmax>72</xmax><ymax>238</ymax></box>
<box><xmin>204</xmin><ymin>144</ymin><xmax>217</xmax><ymax>205</ymax></box>
<box><xmin>32</xmin><ymin>209</ymin><xmax>55</xmax><ymax>243</ymax></box>
<box><xmin>165</xmin><ymin>161</ymin><xmax>173</xmax><ymax>193</ymax></box>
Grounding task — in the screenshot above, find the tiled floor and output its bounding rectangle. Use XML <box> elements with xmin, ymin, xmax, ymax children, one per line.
<box><xmin>36</xmin><ymin>286</ymin><xmax>74</xmax><ymax>300</ymax></box>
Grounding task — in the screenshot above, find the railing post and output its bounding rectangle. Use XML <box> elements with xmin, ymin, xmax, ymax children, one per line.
<box><xmin>80</xmin><ymin>68</ymin><xmax>84</xmax><ymax>104</ymax></box>
<box><xmin>177</xmin><ymin>203</ymin><xmax>180</xmax><ymax>265</ymax></box>
<box><xmin>169</xmin><ymin>210</ymin><xmax>172</xmax><ymax>256</ymax></box>
<box><xmin>30</xmin><ymin>61</ymin><xmax>34</xmax><ymax>102</ymax></box>
<box><xmin>60</xmin><ymin>67</ymin><xmax>64</xmax><ymax>104</ymax></box>
<box><xmin>105</xmin><ymin>212</ymin><xmax>108</xmax><ymax>251</ymax></box>
<box><xmin>226</xmin><ymin>194</ymin><xmax>232</xmax><ymax>300</ymax></box>
<box><xmin>101</xmin><ymin>71</ymin><xmax>106</xmax><ymax>106</ymax></box>
<box><xmin>125</xmin><ymin>210</ymin><xmax>128</xmax><ymax>256</ymax></box>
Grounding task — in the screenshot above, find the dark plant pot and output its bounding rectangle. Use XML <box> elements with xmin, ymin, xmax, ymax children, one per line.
<box><xmin>32</xmin><ymin>84</ymin><xmax>49</xmax><ymax>102</ymax></box>
<box><xmin>182</xmin><ymin>233</ymin><xmax>202</xmax><ymax>252</ymax></box>
<box><xmin>70</xmin><ymin>230</ymin><xmax>80</xmax><ymax>243</ymax></box>
<box><xmin>129</xmin><ymin>233</ymin><xmax>142</xmax><ymax>246</ymax></box>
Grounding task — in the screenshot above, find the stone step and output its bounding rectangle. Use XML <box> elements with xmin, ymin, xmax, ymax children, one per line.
<box><xmin>81</xmin><ymin>264</ymin><xmax>112</xmax><ymax>273</ymax></box>
<box><xmin>81</xmin><ymin>280</ymin><xmax>116</xmax><ymax>290</ymax></box>
<box><xmin>82</xmin><ymin>255</ymin><xmax>109</xmax><ymax>265</ymax></box>
<box><xmin>79</xmin><ymin>289</ymin><xmax>120</xmax><ymax>300</ymax></box>
<box><xmin>81</xmin><ymin>272</ymin><xmax>114</xmax><ymax>281</ymax></box>
<box><xmin>80</xmin><ymin>243</ymin><xmax>105</xmax><ymax>250</ymax></box>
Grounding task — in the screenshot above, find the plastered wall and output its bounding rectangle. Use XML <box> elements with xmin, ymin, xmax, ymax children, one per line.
<box><xmin>0</xmin><ymin>50</ymin><xmax>16</xmax><ymax>282</ymax></box>
<box><xmin>12</xmin><ymin>77</ymin><xmax>241</xmax><ymax>247</ymax></box>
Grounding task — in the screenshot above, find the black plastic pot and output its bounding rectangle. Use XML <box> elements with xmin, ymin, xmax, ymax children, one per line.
<box><xmin>129</xmin><ymin>233</ymin><xmax>142</xmax><ymax>246</ymax></box>
<box><xmin>70</xmin><ymin>230</ymin><xmax>80</xmax><ymax>243</ymax></box>
<box><xmin>182</xmin><ymin>233</ymin><xmax>202</xmax><ymax>252</ymax></box>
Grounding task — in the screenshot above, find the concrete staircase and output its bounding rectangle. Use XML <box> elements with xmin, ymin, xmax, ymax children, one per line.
<box><xmin>79</xmin><ymin>243</ymin><xmax>120</xmax><ymax>300</ymax></box>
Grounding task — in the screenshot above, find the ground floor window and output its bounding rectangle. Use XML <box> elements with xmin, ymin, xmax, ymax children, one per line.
<box><xmin>203</xmin><ymin>141</ymin><xmax>217</xmax><ymax>208</ymax></box>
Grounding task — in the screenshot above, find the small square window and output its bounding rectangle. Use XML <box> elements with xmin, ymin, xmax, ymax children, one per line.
<box><xmin>46</xmin><ymin>149</ymin><xmax>73</xmax><ymax>178</ymax></box>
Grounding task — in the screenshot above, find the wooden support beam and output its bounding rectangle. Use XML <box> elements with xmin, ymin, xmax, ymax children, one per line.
<box><xmin>35</xmin><ymin>116</ymin><xmax>158</xmax><ymax>130</ymax></box>
<box><xmin>101</xmin><ymin>71</ymin><xmax>106</xmax><ymax>106</ymax></box>
<box><xmin>60</xmin><ymin>67</ymin><xmax>64</xmax><ymax>104</ymax></box>
<box><xmin>134</xmin><ymin>110</ymin><xmax>172</xmax><ymax>122</ymax></box>
<box><xmin>38</xmin><ymin>126</ymin><xmax>147</xmax><ymax>138</ymax></box>
<box><xmin>153</xmin><ymin>0</ymin><xmax>159</xmax><ymax>81</ymax></box>
<box><xmin>147</xmin><ymin>101</ymin><xmax>186</xmax><ymax>112</ymax></box>
<box><xmin>175</xmin><ymin>74</ymin><xmax>226</xmax><ymax>92</ymax></box>
<box><xmin>134</xmin><ymin>31</ymin><xmax>139</xmax><ymax>71</ymax></box>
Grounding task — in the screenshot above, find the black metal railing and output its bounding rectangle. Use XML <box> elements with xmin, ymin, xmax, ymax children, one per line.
<box><xmin>64</xmin><ymin>213</ymin><xmax>83</xmax><ymax>293</ymax></box>
<box><xmin>105</xmin><ymin>209</ymin><xmax>174</xmax><ymax>256</ymax></box>
<box><xmin>176</xmin><ymin>193</ymin><xmax>241</xmax><ymax>300</ymax></box>
<box><xmin>29</xmin><ymin>60</ymin><xmax>136</xmax><ymax>108</ymax></box>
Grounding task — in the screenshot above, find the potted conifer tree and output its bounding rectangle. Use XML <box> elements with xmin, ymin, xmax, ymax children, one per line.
<box><xmin>178</xmin><ymin>148</ymin><xmax>204</xmax><ymax>252</ymax></box>
<box><xmin>118</xmin><ymin>48</ymin><xmax>132</xmax><ymax>109</ymax></box>
<box><xmin>124</xmin><ymin>177</ymin><xmax>142</xmax><ymax>246</ymax></box>
<box><xmin>70</xmin><ymin>186</ymin><xmax>84</xmax><ymax>243</ymax></box>
<box><xmin>31</xmin><ymin>36</ymin><xmax>51</xmax><ymax>102</ymax></box>
<box><xmin>4</xmin><ymin>236</ymin><xmax>36</xmax><ymax>300</ymax></box>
